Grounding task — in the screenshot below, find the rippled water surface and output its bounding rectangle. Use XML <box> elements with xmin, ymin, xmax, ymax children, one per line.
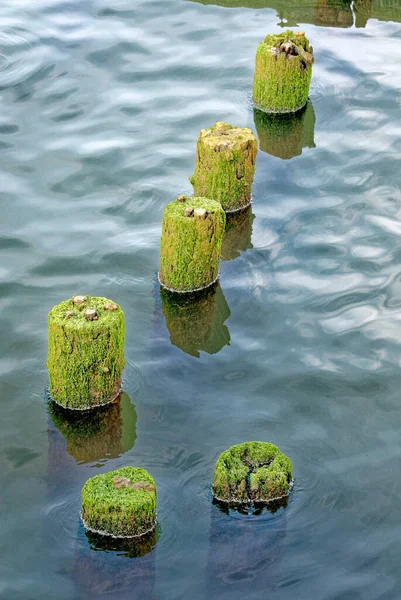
<box><xmin>1</xmin><ymin>1</ymin><xmax>401</xmax><ymax>598</ymax></box>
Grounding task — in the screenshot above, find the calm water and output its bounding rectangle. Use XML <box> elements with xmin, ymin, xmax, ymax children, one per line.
<box><xmin>1</xmin><ymin>1</ymin><xmax>401</xmax><ymax>598</ymax></box>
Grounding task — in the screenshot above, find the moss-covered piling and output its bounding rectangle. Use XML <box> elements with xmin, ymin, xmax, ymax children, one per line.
<box><xmin>190</xmin><ymin>122</ymin><xmax>258</xmax><ymax>213</ymax></box>
<box><xmin>81</xmin><ymin>466</ymin><xmax>157</xmax><ymax>538</ymax></box>
<box><xmin>253</xmin><ymin>31</ymin><xmax>314</xmax><ymax>114</ymax></box>
<box><xmin>161</xmin><ymin>283</ymin><xmax>231</xmax><ymax>357</ymax></box>
<box><xmin>212</xmin><ymin>441</ymin><xmax>292</xmax><ymax>504</ymax></box>
<box><xmin>48</xmin><ymin>392</ymin><xmax>136</xmax><ymax>464</ymax></box>
<box><xmin>47</xmin><ymin>296</ymin><xmax>125</xmax><ymax>410</ymax></box>
<box><xmin>159</xmin><ymin>195</ymin><xmax>225</xmax><ymax>293</ymax></box>
<box><xmin>254</xmin><ymin>101</ymin><xmax>316</xmax><ymax>159</ymax></box>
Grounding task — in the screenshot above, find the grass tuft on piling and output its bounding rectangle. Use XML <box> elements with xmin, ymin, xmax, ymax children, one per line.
<box><xmin>47</xmin><ymin>296</ymin><xmax>125</xmax><ymax>410</ymax></box>
<box><xmin>159</xmin><ymin>196</ymin><xmax>225</xmax><ymax>293</ymax></box>
<box><xmin>81</xmin><ymin>466</ymin><xmax>157</xmax><ymax>538</ymax></box>
<box><xmin>253</xmin><ymin>30</ymin><xmax>314</xmax><ymax>114</ymax></box>
<box><xmin>190</xmin><ymin>122</ymin><xmax>258</xmax><ymax>213</ymax></box>
<box><xmin>212</xmin><ymin>441</ymin><xmax>292</xmax><ymax>504</ymax></box>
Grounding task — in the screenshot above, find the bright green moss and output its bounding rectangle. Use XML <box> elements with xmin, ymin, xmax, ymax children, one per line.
<box><xmin>81</xmin><ymin>466</ymin><xmax>157</xmax><ymax>538</ymax></box>
<box><xmin>161</xmin><ymin>283</ymin><xmax>231</xmax><ymax>357</ymax></box>
<box><xmin>221</xmin><ymin>205</ymin><xmax>254</xmax><ymax>261</ymax></box>
<box><xmin>190</xmin><ymin>122</ymin><xmax>258</xmax><ymax>213</ymax></box>
<box><xmin>212</xmin><ymin>441</ymin><xmax>292</xmax><ymax>504</ymax></box>
<box><xmin>254</xmin><ymin>101</ymin><xmax>316</xmax><ymax>160</ymax></box>
<box><xmin>48</xmin><ymin>392</ymin><xmax>136</xmax><ymax>464</ymax></box>
<box><xmin>159</xmin><ymin>196</ymin><xmax>225</xmax><ymax>293</ymax></box>
<box><xmin>47</xmin><ymin>296</ymin><xmax>125</xmax><ymax>410</ymax></box>
<box><xmin>253</xmin><ymin>31</ymin><xmax>313</xmax><ymax>114</ymax></box>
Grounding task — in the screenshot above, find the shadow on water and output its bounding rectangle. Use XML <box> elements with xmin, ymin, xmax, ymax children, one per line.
<box><xmin>47</xmin><ymin>392</ymin><xmax>137</xmax><ymax>465</ymax></box>
<box><xmin>206</xmin><ymin>499</ymin><xmax>288</xmax><ymax>597</ymax></box>
<box><xmin>254</xmin><ymin>102</ymin><xmax>316</xmax><ymax>161</ymax></box>
<box><xmin>186</xmin><ymin>0</ymin><xmax>401</xmax><ymax>28</ymax></box>
<box><xmin>160</xmin><ymin>283</ymin><xmax>231</xmax><ymax>357</ymax></box>
<box><xmin>221</xmin><ymin>205</ymin><xmax>255</xmax><ymax>261</ymax></box>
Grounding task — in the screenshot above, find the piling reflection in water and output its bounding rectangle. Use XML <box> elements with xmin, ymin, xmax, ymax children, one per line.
<box><xmin>254</xmin><ymin>101</ymin><xmax>316</xmax><ymax>161</ymax></box>
<box><xmin>206</xmin><ymin>500</ymin><xmax>288</xmax><ymax>598</ymax></box>
<box><xmin>161</xmin><ymin>283</ymin><xmax>231</xmax><ymax>357</ymax></box>
<box><xmin>221</xmin><ymin>206</ymin><xmax>254</xmax><ymax>262</ymax></box>
<box><xmin>187</xmin><ymin>0</ymin><xmax>401</xmax><ymax>27</ymax></box>
<box><xmin>48</xmin><ymin>392</ymin><xmax>137</xmax><ymax>465</ymax></box>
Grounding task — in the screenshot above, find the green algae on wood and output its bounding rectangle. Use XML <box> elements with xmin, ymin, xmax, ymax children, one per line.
<box><xmin>161</xmin><ymin>283</ymin><xmax>231</xmax><ymax>357</ymax></box>
<box><xmin>48</xmin><ymin>392</ymin><xmax>136</xmax><ymax>464</ymax></box>
<box><xmin>190</xmin><ymin>122</ymin><xmax>258</xmax><ymax>213</ymax></box>
<box><xmin>81</xmin><ymin>466</ymin><xmax>157</xmax><ymax>538</ymax></box>
<box><xmin>221</xmin><ymin>205</ymin><xmax>254</xmax><ymax>261</ymax></box>
<box><xmin>159</xmin><ymin>195</ymin><xmax>225</xmax><ymax>293</ymax></box>
<box><xmin>47</xmin><ymin>296</ymin><xmax>125</xmax><ymax>410</ymax></box>
<box><xmin>254</xmin><ymin>101</ymin><xmax>316</xmax><ymax>160</ymax></box>
<box><xmin>253</xmin><ymin>31</ymin><xmax>314</xmax><ymax>114</ymax></box>
<box><xmin>212</xmin><ymin>441</ymin><xmax>292</xmax><ymax>504</ymax></box>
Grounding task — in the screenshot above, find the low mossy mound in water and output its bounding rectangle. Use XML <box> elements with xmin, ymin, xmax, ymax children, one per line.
<box><xmin>81</xmin><ymin>466</ymin><xmax>157</xmax><ymax>538</ymax></box>
<box><xmin>190</xmin><ymin>122</ymin><xmax>258</xmax><ymax>213</ymax></box>
<box><xmin>253</xmin><ymin>30</ymin><xmax>314</xmax><ymax>114</ymax></box>
<box><xmin>254</xmin><ymin>101</ymin><xmax>316</xmax><ymax>160</ymax></box>
<box><xmin>212</xmin><ymin>441</ymin><xmax>292</xmax><ymax>504</ymax></box>
<box><xmin>161</xmin><ymin>283</ymin><xmax>231</xmax><ymax>357</ymax></box>
<box><xmin>47</xmin><ymin>296</ymin><xmax>125</xmax><ymax>410</ymax></box>
<box><xmin>159</xmin><ymin>195</ymin><xmax>225</xmax><ymax>293</ymax></box>
<box><xmin>48</xmin><ymin>392</ymin><xmax>137</xmax><ymax>464</ymax></box>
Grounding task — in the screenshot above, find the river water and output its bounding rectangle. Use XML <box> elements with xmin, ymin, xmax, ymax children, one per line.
<box><xmin>1</xmin><ymin>1</ymin><xmax>401</xmax><ymax>598</ymax></box>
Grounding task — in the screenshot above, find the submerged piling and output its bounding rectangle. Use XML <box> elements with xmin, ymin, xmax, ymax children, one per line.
<box><xmin>159</xmin><ymin>195</ymin><xmax>225</xmax><ymax>293</ymax></box>
<box><xmin>81</xmin><ymin>466</ymin><xmax>157</xmax><ymax>538</ymax></box>
<box><xmin>212</xmin><ymin>441</ymin><xmax>292</xmax><ymax>505</ymax></box>
<box><xmin>190</xmin><ymin>122</ymin><xmax>258</xmax><ymax>213</ymax></box>
<box><xmin>253</xmin><ymin>31</ymin><xmax>314</xmax><ymax>114</ymax></box>
<box><xmin>47</xmin><ymin>296</ymin><xmax>125</xmax><ymax>410</ymax></box>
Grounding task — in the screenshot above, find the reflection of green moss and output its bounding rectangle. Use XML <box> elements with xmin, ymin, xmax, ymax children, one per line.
<box><xmin>221</xmin><ymin>206</ymin><xmax>254</xmax><ymax>261</ymax></box>
<box><xmin>190</xmin><ymin>122</ymin><xmax>258</xmax><ymax>213</ymax></box>
<box><xmin>253</xmin><ymin>31</ymin><xmax>313</xmax><ymax>114</ymax></box>
<box><xmin>355</xmin><ymin>0</ymin><xmax>401</xmax><ymax>27</ymax></box>
<box><xmin>161</xmin><ymin>283</ymin><xmax>230</xmax><ymax>357</ymax></box>
<box><xmin>213</xmin><ymin>442</ymin><xmax>292</xmax><ymax>504</ymax></box>
<box><xmin>254</xmin><ymin>101</ymin><xmax>315</xmax><ymax>160</ymax></box>
<box><xmin>187</xmin><ymin>0</ymin><xmax>353</xmax><ymax>28</ymax></box>
<box><xmin>85</xmin><ymin>525</ymin><xmax>160</xmax><ymax>558</ymax></box>
<box><xmin>159</xmin><ymin>196</ymin><xmax>225</xmax><ymax>293</ymax></box>
<box><xmin>82</xmin><ymin>466</ymin><xmax>157</xmax><ymax>538</ymax></box>
<box><xmin>48</xmin><ymin>393</ymin><xmax>137</xmax><ymax>464</ymax></box>
<box><xmin>47</xmin><ymin>296</ymin><xmax>125</xmax><ymax>409</ymax></box>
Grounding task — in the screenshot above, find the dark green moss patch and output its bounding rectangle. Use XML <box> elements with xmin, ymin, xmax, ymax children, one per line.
<box><xmin>161</xmin><ymin>282</ymin><xmax>230</xmax><ymax>357</ymax></box>
<box><xmin>47</xmin><ymin>296</ymin><xmax>125</xmax><ymax>410</ymax></box>
<box><xmin>159</xmin><ymin>196</ymin><xmax>225</xmax><ymax>293</ymax></box>
<box><xmin>48</xmin><ymin>392</ymin><xmax>136</xmax><ymax>464</ymax></box>
<box><xmin>81</xmin><ymin>466</ymin><xmax>157</xmax><ymax>538</ymax></box>
<box><xmin>190</xmin><ymin>122</ymin><xmax>258</xmax><ymax>212</ymax></box>
<box><xmin>253</xmin><ymin>31</ymin><xmax>314</xmax><ymax>114</ymax></box>
<box><xmin>212</xmin><ymin>441</ymin><xmax>292</xmax><ymax>504</ymax></box>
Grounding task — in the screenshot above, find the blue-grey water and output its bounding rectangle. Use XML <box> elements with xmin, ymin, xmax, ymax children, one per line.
<box><xmin>1</xmin><ymin>1</ymin><xmax>401</xmax><ymax>598</ymax></box>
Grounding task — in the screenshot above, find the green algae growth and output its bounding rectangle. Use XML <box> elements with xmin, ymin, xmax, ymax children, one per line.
<box><xmin>253</xmin><ymin>31</ymin><xmax>313</xmax><ymax>114</ymax></box>
<box><xmin>47</xmin><ymin>296</ymin><xmax>125</xmax><ymax>410</ymax></box>
<box><xmin>212</xmin><ymin>441</ymin><xmax>292</xmax><ymax>504</ymax></box>
<box><xmin>81</xmin><ymin>466</ymin><xmax>157</xmax><ymax>538</ymax></box>
<box><xmin>159</xmin><ymin>196</ymin><xmax>225</xmax><ymax>293</ymax></box>
<box><xmin>190</xmin><ymin>122</ymin><xmax>258</xmax><ymax>213</ymax></box>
